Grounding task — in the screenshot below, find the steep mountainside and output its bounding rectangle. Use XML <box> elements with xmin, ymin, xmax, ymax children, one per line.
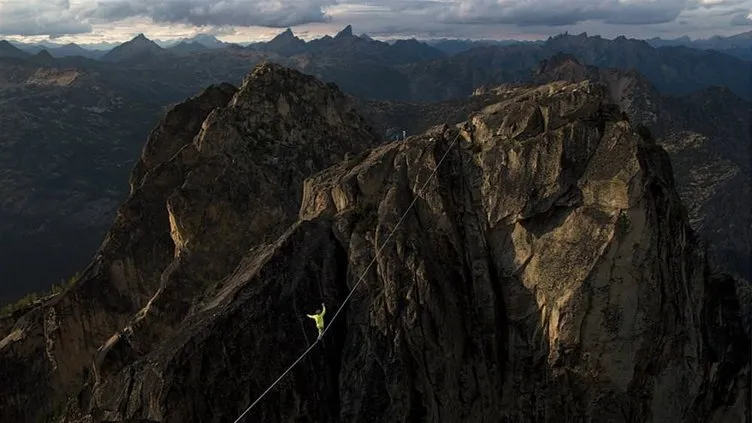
<box><xmin>261</xmin><ymin>28</ymin><xmax>308</xmax><ymax>56</ymax></box>
<box><xmin>0</xmin><ymin>64</ymin><xmax>748</xmax><ymax>423</ymax></box>
<box><xmin>0</xmin><ymin>62</ymin><xmax>377</xmax><ymax>422</ymax></box>
<box><xmin>0</xmin><ymin>50</ymin><xmax>293</xmax><ymax>306</ymax></box>
<box><xmin>530</xmin><ymin>54</ymin><xmax>751</xmax><ymax>281</ymax></box>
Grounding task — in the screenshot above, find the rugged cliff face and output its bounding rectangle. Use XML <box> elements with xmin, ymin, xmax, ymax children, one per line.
<box><xmin>531</xmin><ymin>54</ymin><xmax>752</xmax><ymax>283</ymax></box>
<box><xmin>1</xmin><ymin>64</ymin><xmax>748</xmax><ymax>423</ymax></box>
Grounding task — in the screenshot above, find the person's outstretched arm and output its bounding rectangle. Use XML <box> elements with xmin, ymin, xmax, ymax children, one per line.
<box><xmin>321</xmin><ymin>303</ymin><xmax>326</xmax><ymax>316</ymax></box>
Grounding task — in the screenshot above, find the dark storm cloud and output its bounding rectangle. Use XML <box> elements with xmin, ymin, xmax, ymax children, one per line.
<box><xmin>2</xmin><ymin>0</ymin><xmax>752</xmax><ymax>39</ymax></box>
<box><xmin>434</xmin><ymin>0</ymin><xmax>689</xmax><ymax>26</ymax></box>
<box><xmin>323</xmin><ymin>0</ymin><xmax>752</xmax><ymax>40</ymax></box>
<box><xmin>88</xmin><ymin>0</ymin><xmax>335</xmax><ymax>27</ymax></box>
<box><xmin>0</xmin><ymin>0</ymin><xmax>92</xmax><ymax>36</ymax></box>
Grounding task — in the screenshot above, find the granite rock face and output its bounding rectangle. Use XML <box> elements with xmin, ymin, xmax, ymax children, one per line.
<box><xmin>532</xmin><ymin>53</ymin><xmax>752</xmax><ymax>282</ymax></box>
<box><xmin>1</xmin><ymin>65</ymin><xmax>748</xmax><ymax>423</ymax></box>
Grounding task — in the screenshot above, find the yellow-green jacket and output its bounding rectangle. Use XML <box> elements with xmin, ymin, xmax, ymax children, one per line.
<box><xmin>307</xmin><ymin>304</ymin><xmax>326</xmax><ymax>329</ymax></box>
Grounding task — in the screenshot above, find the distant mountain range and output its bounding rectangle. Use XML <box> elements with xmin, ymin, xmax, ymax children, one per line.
<box><xmin>13</xmin><ymin>26</ymin><xmax>751</xmax><ymax>62</ymax></box>
<box><xmin>9</xmin><ymin>42</ymin><xmax>106</xmax><ymax>59</ymax></box>
<box><xmin>646</xmin><ymin>31</ymin><xmax>752</xmax><ymax>60</ymax></box>
<box><xmin>647</xmin><ymin>31</ymin><xmax>752</xmax><ymax>49</ymax></box>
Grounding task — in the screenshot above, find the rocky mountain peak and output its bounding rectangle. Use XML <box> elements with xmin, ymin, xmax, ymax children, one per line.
<box><xmin>31</xmin><ymin>49</ymin><xmax>55</xmax><ymax>63</ymax></box>
<box><xmin>100</xmin><ymin>33</ymin><xmax>164</xmax><ymax>62</ymax></box>
<box><xmin>335</xmin><ymin>24</ymin><xmax>354</xmax><ymax>39</ymax></box>
<box><xmin>0</xmin><ymin>65</ymin><xmax>748</xmax><ymax>423</ymax></box>
<box><xmin>273</xmin><ymin>27</ymin><xmax>296</xmax><ymax>41</ymax></box>
<box><xmin>132</xmin><ymin>33</ymin><xmax>149</xmax><ymax>43</ymax></box>
<box><xmin>265</xmin><ymin>28</ymin><xmax>306</xmax><ymax>55</ymax></box>
<box><xmin>532</xmin><ymin>55</ymin><xmax>658</xmax><ymax>123</ymax></box>
<box><xmin>0</xmin><ymin>62</ymin><xmax>378</xmax><ymax>421</ymax></box>
<box><xmin>534</xmin><ymin>52</ymin><xmax>593</xmax><ymax>80</ymax></box>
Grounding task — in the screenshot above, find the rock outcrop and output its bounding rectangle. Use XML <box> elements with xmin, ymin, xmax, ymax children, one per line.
<box><xmin>531</xmin><ymin>54</ymin><xmax>752</xmax><ymax>282</ymax></box>
<box><xmin>1</xmin><ymin>64</ymin><xmax>748</xmax><ymax>422</ymax></box>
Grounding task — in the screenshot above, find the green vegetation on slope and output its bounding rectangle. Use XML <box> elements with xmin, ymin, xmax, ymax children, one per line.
<box><xmin>0</xmin><ymin>271</ymin><xmax>80</xmax><ymax>316</ymax></box>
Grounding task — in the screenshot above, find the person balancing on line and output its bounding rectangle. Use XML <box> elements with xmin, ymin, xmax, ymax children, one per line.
<box><xmin>307</xmin><ymin>303</ymin><xmax>326</xmax><ymax>340</ymax></box>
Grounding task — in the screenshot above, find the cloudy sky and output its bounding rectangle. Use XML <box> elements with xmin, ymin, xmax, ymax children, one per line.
<box><xmin>0</xmin><ymin>0</ymin><xmax>750</xmax><ymax>45</ymax></box>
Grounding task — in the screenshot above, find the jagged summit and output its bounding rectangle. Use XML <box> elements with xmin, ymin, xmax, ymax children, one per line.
<box><xmin>335</xmin><ymin>24</ymin><xmax>354</xmax><ymax>38</ymax></box>
<box><xmin>275</xmin><ymin>28</ymin><xmax>295</xmax><ymax>39</ymax></box>
<box><xmin>545</xmin><ymin>31</ymin><xmax>654</xmax><ymax>50</ymax></box>
<box><xmin>264</xmin><ymin>28</ymin><xmax>306</xmax><ymax>54</ymax></box>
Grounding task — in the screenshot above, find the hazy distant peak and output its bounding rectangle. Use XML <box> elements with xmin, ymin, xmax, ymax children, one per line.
<box><xmin>0</xmin><ymin>39</ymin><xmax>30</xmax><ymax>57</ymax></box>
<box><xmin>34</xmin><ymin>49</ymin><xmax>53</xmax><ymax>59</ymax></box>
<box><xmin>101</xmin><ymin>32</ymin><xmax>165</xmax><ymax>62</ymax></box>
<box><xmin>187</xmin><ymin>34</ymin><xmax>226</xmax><ymax>49</ymax></box>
